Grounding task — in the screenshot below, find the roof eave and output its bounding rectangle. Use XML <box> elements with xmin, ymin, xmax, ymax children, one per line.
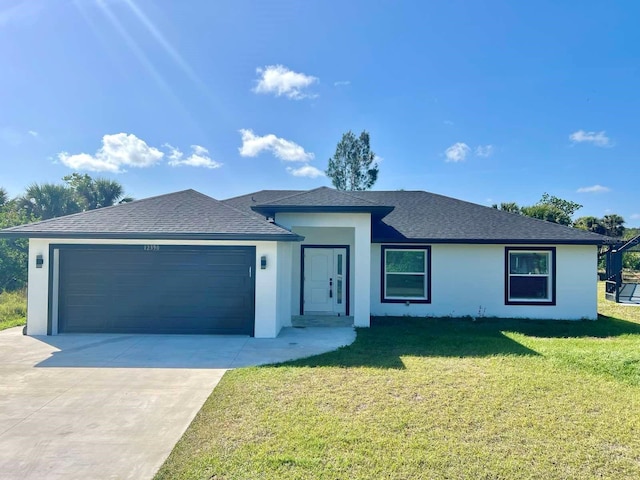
<box><xmin>372</xmin><ymin>237</ymin><xmax>606</xmax><ymax>245</ymax></box>
<box><xmin>0</xmin><ymin>231</ymin><xmax>304</xmax><ymax>242</ymax></box>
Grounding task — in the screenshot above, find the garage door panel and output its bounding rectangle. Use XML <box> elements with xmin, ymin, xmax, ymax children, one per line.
<box><xmin>58</xmin><ymin>246</ymin><xmax>255</xmax><ymax>335</ymax></box>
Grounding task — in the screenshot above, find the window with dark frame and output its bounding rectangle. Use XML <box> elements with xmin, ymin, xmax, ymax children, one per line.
<box><xmin>505</xmin><ymin>247</ymin><xmax>556</xmax><ymax>305</ymax></box>
<box><xmin>381</xmin><ymin>246</ymin><xmax>431</xmax><ymax>303</ymax></box>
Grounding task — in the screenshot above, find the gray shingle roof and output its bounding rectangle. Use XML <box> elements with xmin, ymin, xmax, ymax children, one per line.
<box><xmin>222</xmin><ymin>190</ymin><xmax>301</xmax><ymax>212</ymax></box>
<box><xmin>0</xmin><ymin>189</ymin><xmax>301</xmax><ymax>241</ymax></box>
<box><xmin>249</xmin><ymin>187</ymin><xmax>395</xmax><ymax>216</ymax></box>
<box><xmin>2</xmin><ymin>187</ymin><xmax>609</xmax><ymax>245</ymax></box>
<box><xmin>225</xmin><ymin>189</ymin><xmax>609</xmax><ymax>245</ymax></box>
<box><xmin>257</xmin><ymin>187</ymin><xmax>382</xmax><ymax>207</ymax></box>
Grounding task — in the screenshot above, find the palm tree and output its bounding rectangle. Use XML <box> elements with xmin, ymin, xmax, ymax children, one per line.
<box><xmin>64</xmin><ymin>173</ymin><xmax>127</xmax><ymax>210</ymax></box>
<box><xmin>18</xmin><ymin>183</ymin><xmax>81</xmax><ymax>220</ymax></box>
<box><xmin>93</xmin><ymin>178</ymin><xmax>125</xmax><ymax>208</ymax></box>
<box><xmin>602</xmin><ymin>214</ymin><xmax>625</xmax><ymax>238</ymax></box>
<box><xmin>573</xmin><ymin>216</ymin><xmax>606</xmax><ymax>235</ymax></box>
<box><xmin>0</xmin><ymin>187</ymin><xmax>7</xmax><ymax>207</ymax></box>
<box><xmin>492</xmin><ymin>202</ymin><xmax>521</xmax><ymax>214</ymax></box>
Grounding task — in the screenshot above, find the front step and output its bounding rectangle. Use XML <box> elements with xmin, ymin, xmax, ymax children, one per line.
<box><xmin>291</xmin><ymin>315</ymin><xmax>354</xmax><ymax>327</ymax></box>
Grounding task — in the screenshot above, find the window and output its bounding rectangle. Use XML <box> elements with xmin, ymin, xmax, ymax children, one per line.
<box><xmin>381</xmin><ymin>246</ymin><xmax>431</xmax><ymax>303</ymax></box>
<box><xmin>505</xmin><ymin>247</ymin><xmax>556</xmax><ymax>305</ymax></box>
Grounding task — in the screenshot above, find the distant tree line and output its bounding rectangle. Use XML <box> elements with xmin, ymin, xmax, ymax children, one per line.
<box><xmin>492</xmin><ymin>193</ymin><xmax>628</xmax><ymax>237</ymax></box>
<box><xmin>0</xmin><ymin>174</ymin><xmax>131</xmax><ymax>291</ymax></box>
<box><xmin>493</xmin><ymin>193</ymin><xmax>639</xmax><ymax>271</ymax></box>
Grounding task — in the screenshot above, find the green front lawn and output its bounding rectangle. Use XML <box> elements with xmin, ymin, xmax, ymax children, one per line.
<box><xmin>156</xmin><ymin>285</ymin><xmax>640</xmax><ymax>480</ymax></box>
<box><xmin>0</xmin><ymin>289</ymin><xmax>26</xmax><ymax>331</ymax></box>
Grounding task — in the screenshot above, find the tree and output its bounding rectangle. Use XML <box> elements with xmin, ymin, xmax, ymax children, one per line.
<box><xmin>624</xmin><ymin>227</ymin><xmax>640</xmax><ymax>240</ymax></box>
<box><xmin>520</xmin><ymin>204</ymin><xmax>573</xmax><ymax>226</ymax></box>
<box><xmin>64</xmin><ymin>173</ymin><xmax>128</xmax><ymax>210</ymax></box>
<box><xmin>17</xmin><ymin>183</ymin><xmax>81</xmax><ymax>220</ymax></box>
<box><xmin>574</xmin><ymin>216</ymin><xmax>606</xmax><ymax>235</ymax></box>
<box><xmin>538</xmin><ymin>193</ymin><xmax>582</xmax><ymax>218</ymax></box>
<box><xmin>326</xmin><ymin>130</ymin><xmax>379</xmax><ymax>191</ymax></box>
<box><xmin>601</xmin><ymin>214</ymin><xmax>625</xmax><ymax>238</ymax></box>
<box><xmin>519</xmin><ymin>193</ymin><xmax>582</xmax><ymax>226</ymax></box>
<box><xmin>492</xmin><ymin>202</ymin><xmax>521</xmax><ymax>213</ymax></box>
<box><xmin>491</xmin><ymin>193</ymin><xmax>582</xmax><ymax>226</ymax></box>
<box><xmin>0</xmin><ymin>175</ymin><xmax>131</xmax><ymax>291</ymax></box>
<box><xmin>623</xmin><ymin>252</ymin><xmax>640</xmax><ymax>271</ymax></box>
<box><xmin>0</xmin><ymin>198</ymin><xmax>31</xmax><ymax>291</ymax></box>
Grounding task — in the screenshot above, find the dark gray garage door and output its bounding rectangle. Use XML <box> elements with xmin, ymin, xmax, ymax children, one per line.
<box><xmin>57</xmin><ymin>246</ymin><xmax>255</xmax><ymax>335</ymax></box>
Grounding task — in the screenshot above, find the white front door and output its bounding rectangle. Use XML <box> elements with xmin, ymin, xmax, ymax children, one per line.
<box><xmin>303</xmin><ymin>248</ymin><xmax>347</xmax><ymax>315</ymax></box>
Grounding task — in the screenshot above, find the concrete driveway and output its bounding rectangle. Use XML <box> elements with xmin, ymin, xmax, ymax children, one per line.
<box><xmin>0</xmin><ymin>326</ymin><xmax>355</xmax><ymax>480</ymax></box>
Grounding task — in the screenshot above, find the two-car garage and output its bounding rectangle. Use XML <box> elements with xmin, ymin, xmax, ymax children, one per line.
<box><xmin>55</xmin><ymin>245</ymin><xmax>256</xmax><ymax>335</ymax></box>
<box><xmin>4</xmin><ymin>189</ymin><xmax>301</xmax><ymax>338</ymax></box>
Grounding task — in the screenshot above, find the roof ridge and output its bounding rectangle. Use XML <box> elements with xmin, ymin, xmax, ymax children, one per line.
<box><xmin>255</xmin><ymin>186</ymin><xmax>383</xmax><ymax>206</ymax></box>
<box><xmin>143</xmin><ymin>189</ymin><xmax>292</xmax><ymax>236</ymax></box>
<box><xmin>208</xmin><ymin>193</ymin><xmax>293</xmax><ymax>235</ymax></box>
<box><xmin>222</xmin><ymin>189</ymin><xmax>305</xmax><ymax>205</ymax></box>
<box><xmin>6</xmin><ymin>189</ymin><xmax>198</xmax><ymax>230</ymax></box>
<box><xmin>332</xmin><ymin>188</ymin><xmax>382</xmax><ymax>206</ymax></box>
<box><xmin>253</xmin><ymin>186</ymin><xmax>328</xmax><ymax>205</ymax></box>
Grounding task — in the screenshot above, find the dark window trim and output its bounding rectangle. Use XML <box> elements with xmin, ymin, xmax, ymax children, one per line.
<box><xmin>299</xmin><ymin>244</ymin><xmax>350</xmax><ymax>316</ymax></box>
<box><xmin>381</xmin><ymin>245</ymin><xmax>431</xmax><ymax>304</ymax></box>
<box><xmin>504</xmin><ymin>246</ymin><xmax>556</xmax><ymax>306</ymax></box>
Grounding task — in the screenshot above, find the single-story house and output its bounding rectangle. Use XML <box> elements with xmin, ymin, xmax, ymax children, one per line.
<box><xmin>0</xmin><ymin>187</ymin><xmax>608</xmax><ymax>337</ymax></box>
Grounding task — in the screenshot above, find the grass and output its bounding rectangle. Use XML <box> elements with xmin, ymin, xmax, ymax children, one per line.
<box><xmin>156</xmin><ymin>284</ymin><xmax>640</xmax><ymax>480</ymax></box>
<box><xmin>0</xmin><ymin>289</ymin><xmax>26</xmax><ymax>331</ymax></box>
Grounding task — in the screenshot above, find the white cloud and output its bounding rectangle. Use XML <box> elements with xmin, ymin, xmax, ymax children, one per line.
<box><xmin>569</xmin><ymin>130</ymin><xmax>611</xmax><ymax>147</ymax></box>
<box><xmin>443</xmin><ymin>120</ymin><xmax>454</xmax><ymax>125</ymax></box>
<box><xmin>166</xmin><ymin>144</ymin><xmax>222</xmax><ymax>169</ymax></box>
<box><xmin>630</xmin><ymin>213</ymin><xmax>640</xmax><ymax>220</ymax></box>
<box><xmin>238</xmin><ymin>129</ymin><xmax>314</xmax><ymax>162</ymax></box>
<box><xmin>334</xmin><ymin>80</ymin><xmax>351</xmax><ymax>87</ymax></box>
<box><xmin>28</xmin><ymin>130</ymin><xmax>38</xmax><ymax>137</ymax></box>
<box><xmin>163</xmin><ymin>143</ymin><xmax>183</xmax><ymax>162</ymax></box>
<box><xmin>444</xmin><ymin>142</ymin><xmax>470</xmax><ymax>162</ymax></box>
<box><xmin>475</xmin><ymin>145</ymin><xmax>494</xmax><ymax>157</ymax></box>
<box><xmin>576</xmin><ymin>184</ymin><xmax>610</xmax><ymax>193</ymax></box>
<box><xmin>58</xmin><ymin>133</ymin><xmax>164</xmax><ymax>173</ymax></box>
<box><xmin>253</xmin><ymin>65</ymin><xmax>318</xmax><ymax>100</ymax></box>
<box><xmin>286</xmin><ymin>165</ymin><xmax>325</xmax><ymax>178</ymax></box>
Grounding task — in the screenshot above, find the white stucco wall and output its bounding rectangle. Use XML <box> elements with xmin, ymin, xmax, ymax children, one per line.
<box><xmin>26</xmin><ymin>239</ymin><xmax>50</xmax><ymax>336</ymax></box>
<box><xmin>26</xmin><ymin>238</ymin><xmax>290</xmax><ymax>338</ymax></box>
<box><xmin>275</xmin><ymin>212</ymin><xmax>371</xmax><ymax>327</ymax></box>
<box><xmin>276</xmin><ymin>241</ymin><xmax>293</xmax><ymax>332</ymax></box>
<box><xmin>370</xmin><ymin>243</ymin><xmax>598</xmax><ymax>320</ymax></box>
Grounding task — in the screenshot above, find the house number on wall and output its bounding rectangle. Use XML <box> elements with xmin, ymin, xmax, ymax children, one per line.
<box><xmin>143</xmin><ymin>245</ymin><xmax>160</xmax><ymax>251</ymax></box>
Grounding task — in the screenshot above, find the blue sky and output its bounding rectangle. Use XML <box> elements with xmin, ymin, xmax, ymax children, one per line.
<box><xmin>1</xmin><ymin>0</ymin><xmax>638</xmax><ymax>226</ymax></box>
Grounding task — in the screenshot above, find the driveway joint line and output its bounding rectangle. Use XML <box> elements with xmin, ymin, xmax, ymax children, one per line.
<box><xmin>228</xmin><ymin>335</ymin><xmax>251</xmax><ymax>369</ymax></box>
<box><xmin>99</xmin><ymin>335</ymin><xmax>147</xmax><ymax>366</ymax></box>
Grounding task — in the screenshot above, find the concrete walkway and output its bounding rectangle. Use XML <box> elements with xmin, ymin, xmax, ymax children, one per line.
<box><xmin>0</xmin><ymin>326</ymin><xmax>355</xmax><ymax>480</ymax></box>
